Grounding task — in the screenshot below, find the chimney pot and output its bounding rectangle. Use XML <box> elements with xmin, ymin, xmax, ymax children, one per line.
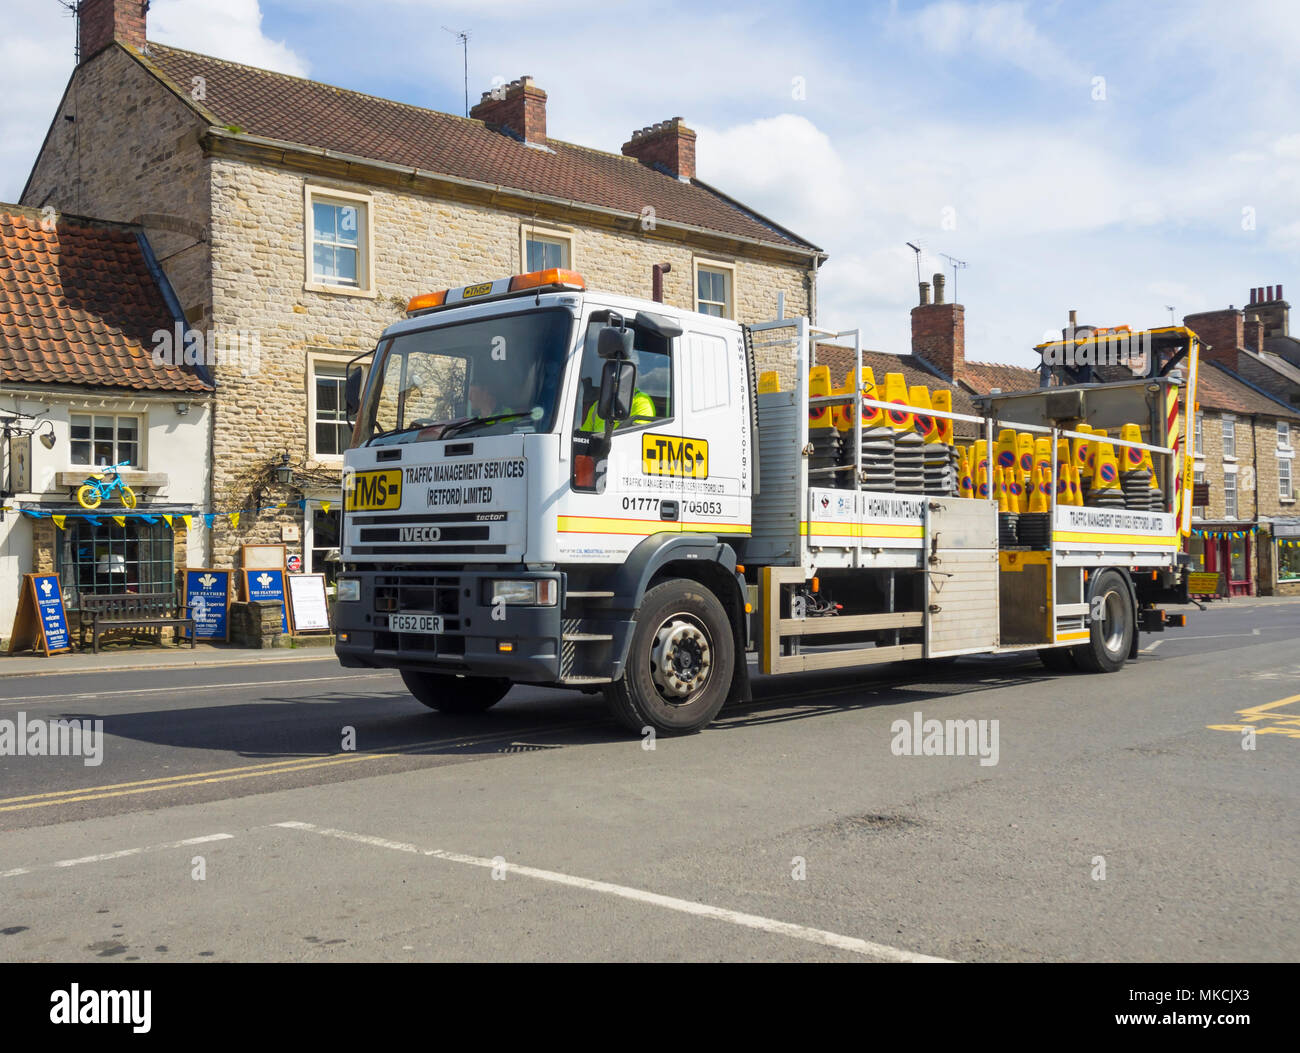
<box><xmin>1279</xmin><ymin>284</ymin><xmax>1284</xmax><ymax>301</ymax></box>
<box><xmin>1268</xmin><ymin>286</ymin><xmax>1275</xmax><ymax>302</ymax></box>
<box><xmin>77</xmin><ymin>0</ymin><xmax>147</xmax><ymax>62</ymax></box>
<box><xmin>933</xmin><ymin>272</ymin><xmax>945</xmax><ymax>305</ymax></box>
<box><xmin>621</xmin><ymin>117</ymin><xmax>696</xmax><ymax>180</ymax></box>
<box><xmin>1249</xmin><ymin>288</ymin><xmax>1257</xmax><ymax>305</ymax></box>
<box><xmin>918</xmin><ymin>281</ymin><xmax>930</xmax><ymax>306</ymax></box>
<box><xmin>470</xmin><ymin>75</ymin><xmax>548</xmax><ymax>145</ymax></box>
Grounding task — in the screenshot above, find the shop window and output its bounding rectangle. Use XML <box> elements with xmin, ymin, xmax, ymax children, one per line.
<box><xmin>1279</xmin><ymin>542</ymin><xmax>1300</xmax><ymax>582</ymax></box>
<box><xmin>55</xmin><ymin>519</ymin><xmax>174</xmax><ymax>608</ymax></box>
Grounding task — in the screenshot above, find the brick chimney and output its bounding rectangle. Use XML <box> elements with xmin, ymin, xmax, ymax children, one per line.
<box><xmin>1183</xmin><ymin>307</ymin><xmax>1243</xmax><ymax>369</ymax></box>
<box><xmin>78</xmin><ymin>0</ymin><xmax>147</xmax><ymax>62</ymax></box>
<box><xmin>911</xmin><ymin>273</ymin><xmax>965</xmax><ymax>380</ymax></box>
<box><xmin>622</xmin><ymin>118</ymin><xmax>696</xmax><ymax>181</ymax></box>
<box><xmin>470</xmin><ymin>76</ymin><xmax>547</xmax><ymax>146</ymax></box>
<box><xmin>1245</xmin><ymin>283</ymin><xmax>1289</xmax><ymax>340</ymax></box>
<box><xmin>1244</xmin><ymin>315</ymin><xmax>1265</xmax><ymax>353</ymax></box>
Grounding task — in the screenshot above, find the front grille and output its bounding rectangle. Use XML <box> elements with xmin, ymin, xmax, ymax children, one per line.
<box><xmin>374</xmin><ymin>574</ymin><xmax>464</xmax><ymax>618</ymax></box>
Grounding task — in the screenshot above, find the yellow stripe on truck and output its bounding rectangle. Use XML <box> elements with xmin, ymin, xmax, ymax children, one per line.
<box><xmin>1053</xmin><ymin>531</ymin><xmax>1178</xmax><ymax>547</ymax></box>
<box><xmin>800</xmin><ymin>522</ymin><xmax>924</xmax><ymax>539</ymax></box>
<box><xmin>556</xmin><ymin>515</ymin><xmax>750</xmax><ymax>535</ymax></box>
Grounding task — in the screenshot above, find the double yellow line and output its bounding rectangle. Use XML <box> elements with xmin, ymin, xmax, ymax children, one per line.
<box><xmin>0</xmin><ymin>722</ymin><xmax>587</xmax><ymax>814</ymax></box>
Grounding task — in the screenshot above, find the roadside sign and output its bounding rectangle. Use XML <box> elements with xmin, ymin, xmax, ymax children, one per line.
<box><xmin>185</xmin><ymin>568</ymin><xmax>231</xmax><ymax>641</ymax></box>
<box><xmin>8</xmin><ymin>573</ymin><xmax>72</xmax><ymax>656</ymax></box>
<box><xmin>243</xmin><ymin>569</ymin><xmax>289</xmax><ymax>634</ymax></box>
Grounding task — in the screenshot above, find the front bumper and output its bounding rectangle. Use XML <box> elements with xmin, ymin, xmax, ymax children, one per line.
<box><xmin>334</xmin><ymin>568</ymin><xmax>562</xmax><ymax>682</ymax></box>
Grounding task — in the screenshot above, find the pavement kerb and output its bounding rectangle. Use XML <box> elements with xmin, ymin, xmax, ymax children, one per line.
<box><xmin>0</xmin><ymin>649</ymin><xmax>346</xmax><ymax>680</ymax></box>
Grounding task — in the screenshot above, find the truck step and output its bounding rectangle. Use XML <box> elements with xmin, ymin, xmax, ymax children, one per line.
<box><xmin>565</xmin><ymin>590</ymin><xmax>615</xmax><ymax>599</ymax></box>
<box><xmin>562</xmin><ymin>675</ymin><xmax>613</xmax><ymax>685</ymax></box>
<box><xmin>562</xmin><ymin>632</ymin><xmax>614</xmax><ymax>642</ymax></box>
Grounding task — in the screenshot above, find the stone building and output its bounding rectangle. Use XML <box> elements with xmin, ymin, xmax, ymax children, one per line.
<box><xmin>0</xmin><ymin>204</ymin><xmax>213</xmax><ymax>642</ymax></box>
<box><xmin>22</xmin><ymin>0</ymin><xmax>823</xmax><ymax>580</ymax></box>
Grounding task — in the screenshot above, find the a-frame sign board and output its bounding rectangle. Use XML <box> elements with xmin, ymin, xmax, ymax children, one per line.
<box><xmin>8</xmin><ymin>573</ymin><xmax>73</xmax><ymax>656</ymax></box>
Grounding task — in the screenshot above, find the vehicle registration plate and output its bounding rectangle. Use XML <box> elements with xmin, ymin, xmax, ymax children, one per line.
<box><xmin>390</xmin><ymin>613</ymin><xmax>442</xmax><ymax>634</ymax></box>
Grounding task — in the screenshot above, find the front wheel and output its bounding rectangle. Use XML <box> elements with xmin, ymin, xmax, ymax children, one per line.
<box><xmin>76</xmin><ymin>484</ymin><xmax>102</xmax><ymax>510</ymax></box>
<box><xmin>119</xmin><ymin>485</ymin><xmax>137</xmax><ymax>509</ymax></box>
<box><xmin>1073</xmin><ymin>569</ymin><xmax>1134</xmax><ymax>673</ymax></box>
<box><xmin>604</xmin><ymin>579</ymin><xmax>735</xmax><ymax>736</ymax></box>
<box><xmin>400</xmin><ymin>670</ymin><xmax>511</xmax><ymax>713</ymax></box>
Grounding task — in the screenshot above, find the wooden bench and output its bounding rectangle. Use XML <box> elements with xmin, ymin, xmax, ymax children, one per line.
<box><xmin>78</xmin><ymin>592</ymin><xmax>196</xmax><ymax>654</ymax></box>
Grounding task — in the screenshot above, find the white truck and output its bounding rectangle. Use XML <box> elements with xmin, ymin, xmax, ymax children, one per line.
<box><xmin>335</xmin><ymin>268</ymin><xmax>1197</xmax><ymax>734</ymax></box>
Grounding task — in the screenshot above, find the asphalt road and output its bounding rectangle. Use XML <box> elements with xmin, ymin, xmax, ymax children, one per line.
<box><xmin>1</xmin><ymin>599</ymin><xmax>1297</xmax><ymax>962</ymax></box>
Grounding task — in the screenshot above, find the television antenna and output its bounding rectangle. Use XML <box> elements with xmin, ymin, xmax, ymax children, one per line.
<box><xmin>443</xmin><ymin>27</ymin><xmax>471</xmax><ymax>117</ymax></box>
<box><xmin>1165</xmin><ymin>305</ymin><xmax>1176</xmax><ymax>326</ymax></box>
<box><xmin>905</xmin><ymin>242</ymin><xmax>922</xmax><ymax>286</ymax></box>
<box><xmin>939</xmin><ymin>253</ymin><xmax>968</xmax><ymax>299</ymax></box>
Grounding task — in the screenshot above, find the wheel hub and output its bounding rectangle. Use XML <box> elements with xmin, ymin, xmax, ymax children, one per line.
<box><xmin>650</xmin><ymin>617</ymin><xmax>712</xmax><ymax>701</ymax></box>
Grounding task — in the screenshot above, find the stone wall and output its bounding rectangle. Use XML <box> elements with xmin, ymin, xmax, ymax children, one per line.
<box><xmin>21</xmin><ymin>45</ymin><xmax>213</xmax><ymax>329</ymax></box>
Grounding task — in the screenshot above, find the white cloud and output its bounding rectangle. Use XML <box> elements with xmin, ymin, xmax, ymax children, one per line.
<box><xmin>149</xmin><ymin>0</ymin><xmax>308</xmax><ymax>76</ymax></box>
<box><xmin>903</xmin><ymin>1</ymin><xmax>1085</xmax><ymax>83</ymax></box>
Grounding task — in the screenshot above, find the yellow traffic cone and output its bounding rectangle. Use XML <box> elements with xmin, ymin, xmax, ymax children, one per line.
<box><xmin>1017</xmin><ymin>432</ymin><xmax>1036</xmax><ymax>480</ymax></box>
<box><xmin>995</xmin><ymin>466</ymin><xmax>1009</xmax><ymax>512</ymax></box>
<box><xmin>959</xmin><ymin>445</ymin><xmax>974</xmax><ymax>498</ymax></box>
<box><xmin>976</xmin><ymin>460</ymin><xmax>991</xmax><ymax>500</ymax></box>
<box><xmin>973</xmin><ymin>439</ymin><xmax>990</xmax><ymax>475</ymax></box>
<box><xmin>1029</xmin><ymin>464</ymin><xmax>1050</xmax><ymax>512</ymax></box>
<box><xmin>1119</xmin><ymin>422</ymin><xmax>1153</xmax><ymax>473</ymax></box>
<box><xmin>809</xmin><ymin>365</ymin><xmax>833</xmax><ymax>429</ymax></box>
<box><xmin>840</xmin><ymin>366</ymin><xmax>884</xmax><ymax>430</ymax></box>
<box><xmin>910</xmin><ymin>386</ymin><xmax>940</xmax><ymax>443</ymax></box>
<box><xmin>996</xmin><ymin>428</ymin><xmax>1018</xmax><ymax>473</ymax></box>
<box><xmin>883</xmin><ymin>373</ymin><xmax>914</xmax><ymax>432</ymax></box>
<box><xmin>758</xmin><ymin>371</ymin><xmax>781</xmax><ymax>393</ymax></box>
<box><xmin>931</xmin><ymin>389</ymin><xmax>955</xmax><ymax>445</ymax></box>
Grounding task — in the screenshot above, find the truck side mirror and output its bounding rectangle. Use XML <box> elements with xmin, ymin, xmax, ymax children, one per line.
<box><xmin>597</xmin><ymin>325</ymin><xmax>634</xmax><ymax>360</ymax></box>
<box><xmin>345</xmin><ymin>366</ymin><xmax>364</xmax><ymax>424</ymax></box>
<box><xmin>598</xmin><ymin>360</ymin><xmax>637</xmax><ymax>430</ymax></box>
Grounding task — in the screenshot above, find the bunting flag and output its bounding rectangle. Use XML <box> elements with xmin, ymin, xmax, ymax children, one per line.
<box><xmin>321</xmin><ymin>501</ymin><xmax>331</xmax><ymax>514</ymax></box>
<box><xmin>204</xmin><ymin>514</ymin><xmax>216</xmax><ymax>529</ymax></box>
<box><xmin>112</xmin><ymin>515</ymin><xmax>125</xmax><ymax>527</ymax></box>
<box><xmin>52</xmin><ymin>514</ymin><xmax>66</xmax><ymax>530</ymax></box>
<box><xmin>163</xmin><ymin>515</ymin><xmax>173</xmax><ymax>528</ymax></box>
<box><xmin>182</xmin><ymin>514</ymin><xmax>193</xmax><ymax>531</ymax></box>
<box><xmin>228</xmin><ymin>511</ymin><xmax>240</xmax><ymax>528</ymax></box>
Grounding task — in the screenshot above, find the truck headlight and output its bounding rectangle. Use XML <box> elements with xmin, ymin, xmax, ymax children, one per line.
<box><xmin>336</xmin><ymin>578</ymin><xmax>361</xmax><ymax>603</ymax></box>
<box><xmin>487</xmin><ymin>579</ymin><xmax>557</xmax><ymax>606</ymax></box>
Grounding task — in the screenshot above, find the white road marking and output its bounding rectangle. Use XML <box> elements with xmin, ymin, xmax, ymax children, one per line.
<box><xmin>275</xmin><ymin>821</ymin><xmax>952</xmax><ymax>963</ymax></box>
<box><xmin>1141</xmin><ymin>639</ymin><xmax>1164</xmax><ymax>653</ymax></box>
<box><xmin>1</xmin><ymin>833</ymin><xmax>233</xmax><ymax>878</ymax></box>
<box><xmin>4</xmin><ymin>672</ymin><xmax>400</xmax><ymax>707</ymax></box>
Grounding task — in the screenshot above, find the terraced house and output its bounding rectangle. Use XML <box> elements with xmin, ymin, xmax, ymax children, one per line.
<box><xmin>22</xmin><ymin>0</ymin><xmax>822</xmax><ymax>580</ymax></box>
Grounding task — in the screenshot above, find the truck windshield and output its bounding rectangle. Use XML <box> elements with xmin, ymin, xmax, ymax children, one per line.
<box><xmin>357</xmin><ymin>308</ymin><xmax>573</xmax><ymax>445</ymax></box>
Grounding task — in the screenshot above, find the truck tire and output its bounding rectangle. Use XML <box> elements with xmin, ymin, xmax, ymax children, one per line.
<box><xmin>401</xmin><ymin>670</ymin><xmax>511</xmax><ymax>713</ymax></box>
<box><xmin>1073</xmin><ymin>569</ymin><xmax>1133</xmax><ymax>674</ymax></box>
<box><xmin>604</xmin><ymin>579</ymin><xmax>734</xmax><ymax>736</ymax></box>
<box><xmin>1038</xmin><ymin>647</ymin><xmax>1078</xmax><ymax>672</ymax></box>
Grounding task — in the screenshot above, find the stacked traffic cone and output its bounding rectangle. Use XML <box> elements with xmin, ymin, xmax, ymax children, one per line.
<box><xmin>1018</xmin><ymin>463</ymin><xmax>1053</xmax><ymax>548</ymax></box>
<box><xmin>1088</xmin><ymin>442</ymin><xmax>1125</xmax><ymax>507</ymax></box>
<box><xmin>1072</xmin><ymin>424</ymin><xmax>1095</xmax><ymax>489</ymax></box>
<box><xmin>932</xmin><ymin>389</ymin><xmax>959</xmax><ymax>495</ymax></box>
<box><xmin>1119</xmin><ymin>422</ymin><xmax>1159</xmax><ymax>510</ymax></box>
<box><xmin>996</xmin><ymin>466</ymin><xmax>1020</xmax><ymax>546</ymax></box>
<box><xmin>808</xmin><ymin>366</ymin><xmax>844</xmax><ymax>487</ymax></box>
<box><xmin>887</xmin><ymin>374</ymin><xmax>924</xmax><ymax>494</ymax></box>
<box><xmin>958</xmin><ymin>445</ymin><xmax>975</xmax><ymax>498</ymax></box>
<box><xmin>842</xmin><ymin>366</ymin><xmax>896</xmax><ymax>491</ymax></box>
<box><xmin>912</xmin><ymin>386</ymin><xmax>948</xmax><ymax>495</ymax></box>
<box><xmin>1016</xmin><ymin>432</ymin><xmax>1036</xmax><ymax>489</ymax></box>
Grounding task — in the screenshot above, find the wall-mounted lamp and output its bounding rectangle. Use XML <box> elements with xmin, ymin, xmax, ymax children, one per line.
<box><xmin>175</xmin><ymin>402</ymin><xmax>190</xmax><ymax>416</ymax></box>
<box><xmin>274</xmin><ymin>450</ymin><xmax>294</xmax><ymax>487</ymax></box>
<box><xmin>38</xmin><ymin>427</ymin><xmax>56</xmax><ymax>450</ymax></box>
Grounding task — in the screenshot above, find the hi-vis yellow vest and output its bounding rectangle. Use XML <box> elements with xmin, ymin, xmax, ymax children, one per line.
<box><xmin>582</xmin><ymin>390</ymin><xmax>655</xmax><ymax>432</ymax></box>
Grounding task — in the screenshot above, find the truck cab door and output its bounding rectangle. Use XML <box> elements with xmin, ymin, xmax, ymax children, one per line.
<box><xmin>563</xmin><ymin>314</ymin><xmax>682</xmax><ymax>561</ymax></box>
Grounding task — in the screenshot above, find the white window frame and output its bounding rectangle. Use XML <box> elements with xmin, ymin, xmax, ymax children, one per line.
<box><xmin>1280</xmin><ymin>456</ymin><xmax>1293</xmax><ymax>501</ymax></box>
<box><xmin>69</xmin><ymin>412</ymin><xmax>144</xmax><ymax>469</ymax></box>
<box><xmin>1192</xmin><ymin>466</ymin><xmax>1206</xmax><ymax>520</ymax></box>
<box><xmin>520</xmin><ymin>223</ymin><xmax>575</xmax><ymax>273</ymax></box>
<box><xmin>1278</xmin><ymin>420</ymin><xmax>1291</xmax><ymax>451</ymax></box>
<box><xmin>304</xmin><ymin>184</ymin><xmax>375</xmax><ymax>297</ymax></box>
<box><xmin>307</xmin><ymin>351</ymin><xmax>365</xmax><ymax>463</ymax></box>
<box><xmin>1223</xmin><ymin>467</ymin><xmax>1237</xmax><ymax>519</ymax></box>
<box><xmin>1193</xmin><ymin>410</ymin><xmax>1204</xmax><ymax>459</ymax></box>
<box><xmin>693</xmin><ymin>257</ymin><xmax>736</xmax><ymax>320</ymax></box>
<box><xmin>1221</xmin><ymin>414</ymin><xmax>1236</xmax><ymax>460</ymax></box>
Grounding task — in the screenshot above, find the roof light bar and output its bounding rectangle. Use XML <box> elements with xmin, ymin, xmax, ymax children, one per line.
<box><xmin>405</xmin><ymin>269</ymin><xmax>586</xmax><ymax>316</ymax></box>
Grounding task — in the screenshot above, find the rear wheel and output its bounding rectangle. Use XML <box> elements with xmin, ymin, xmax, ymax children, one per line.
<box><xmin>1073</xmin><ymin>569</ymin><xmax>1133</xmax><ymax>673</ymax></box>
<box><xmin>400</xmin><ymin>669</ymin><xmax>511</xmax><ymax>713</ymax></box>
<box><xmin>76</xmin><ymin>485</ymin><xmax>102</xmax><ymax>510</ymax></box>
<box><xmin>604</xmin><ymin>579</ymin><xmax>734</xmax><ymax>736</ymax></box>
<box><xmin>119</xmin><ymin>485</ymin><xmax>137</xmax><ymax>509</ymax></box>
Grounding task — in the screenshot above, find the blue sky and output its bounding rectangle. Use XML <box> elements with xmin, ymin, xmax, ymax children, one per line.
<box><xmin>4</xmin><ymin>0</ymin><xmax>1298</xmax><ymax>365</ymax></box>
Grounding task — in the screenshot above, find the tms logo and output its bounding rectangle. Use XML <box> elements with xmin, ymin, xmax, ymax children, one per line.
<box><xmin>345</xmin><ymin>469</ymin><xmax>402</xmax><ymax>511</ymax></box>
<box><xmin>399</xmin><ymin>526</ymin><xmax>442</xmax><ymax>543</ymax></box>
<box><xmin>641</xmin><ymin>433</ymin><xmax>709</xmax><ymax>478</ymax></box>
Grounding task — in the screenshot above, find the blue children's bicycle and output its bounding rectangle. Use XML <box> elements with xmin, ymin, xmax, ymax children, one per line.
<box><xmin>76</xmin><ymin>461</ymin><xmax>137</xmax><ymax>510</ymax></box>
